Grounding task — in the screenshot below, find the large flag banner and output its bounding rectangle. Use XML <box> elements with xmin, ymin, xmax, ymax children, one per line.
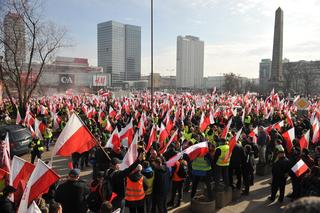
<box><xmin>166</xmin><ymin>142</ymin><xmax>209</xmax><ymax>167</ymax></box>
<box><xmin>52</xmin><ymin>113</ymin><xmax>97</xmax><ymax>157</ymax></box>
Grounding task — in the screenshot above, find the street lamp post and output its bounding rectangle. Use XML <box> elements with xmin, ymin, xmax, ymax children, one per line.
<box><xmin>150</xmin><ymin>0</ymin><xmax>154</xmax><ymax>108</ymax></box>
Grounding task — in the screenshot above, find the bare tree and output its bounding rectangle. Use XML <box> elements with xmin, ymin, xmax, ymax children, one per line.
<box><xmin>0</xmin><ymin>0</ymin><xmax>67</xmax><ymax>115</ymax></box>
<box><xmin>223</xmin><ymin>73</ymin><xmax>241</xmax><ymax>93</ymax></box>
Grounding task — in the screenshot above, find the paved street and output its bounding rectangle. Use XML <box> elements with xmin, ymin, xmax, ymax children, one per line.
<box><xmin>21</xmin><ymin>149</ymin><xmax>292</xmax><ymax>213</ymax></box>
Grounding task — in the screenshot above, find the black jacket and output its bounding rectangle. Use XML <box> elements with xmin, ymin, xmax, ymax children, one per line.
<box><xmin>107</xmin><ymin>159</ymin><xmax>140</xmax><ymax>200</ymax></box>
<box><xmin>230</xmin><ymin>144</ymin><xmax>245</xmax><ymax>168</ymax></box>
<box><xmin>272</xmin><ymin>156</ymin><xmax>290</xmax><ymax>181</ymax></box>
<box><xmin>153</xmin><ymin>165</ymin><xmax>171</xmax><ymax>197</ymax></box>
<box><xmin>55</xmin><ymin>179</ymin><xmax>90</xmax><ymax>213</ymax></box>
<box><xmin>0</xmin><ymin>196</ymin><xmax>15</xmax><ymax>213</ymax></box>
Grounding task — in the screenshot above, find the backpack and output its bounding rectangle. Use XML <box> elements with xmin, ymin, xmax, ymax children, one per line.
<box><xmin>177</xmin><ymin>162</ymin><xmax>188</xmax><ymax>178</ymax></box>
<box><xmin>87</xmin><ymin>183</ymin><xmax>103</xmax><ymax>212</ymax></box>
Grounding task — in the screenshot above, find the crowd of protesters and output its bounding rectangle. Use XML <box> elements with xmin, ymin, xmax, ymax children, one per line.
<box><xmin>0</xmin><ymin>91</ymin><xmax>320</xmax><ymax>213</ymax></box>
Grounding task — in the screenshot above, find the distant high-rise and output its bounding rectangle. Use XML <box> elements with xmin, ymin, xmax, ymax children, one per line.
<box><xmin>4</xmin><ymin>12</ymin><xmax>26</xmax><ymax>66</ymax></box>
<box><xmin>97</xmin><ymin>20</ymin><xmax>141</xmax><ymax>85</ymax></box>
<box><xmin>176</xmin><ymin>35</ymin><xmax>204</xmax><ymax>89</ymax></box>
<box><xmin>270</xmin><ymin>7</ymin><xmax>284</xmax><ymax>89</ymax></box>
<box><xmin>259</xmin><ymin>59</ymin><xmax>272</xmax><ymax>93</ymax></box>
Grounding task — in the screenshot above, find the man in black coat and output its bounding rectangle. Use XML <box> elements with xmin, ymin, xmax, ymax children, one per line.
<box><xmin>0</xmin><ymin>185</ymin><xmax>16</xmax><ymax>213</ymax></box>
<box><xmin>105</xmin><ymin>152</ymin><xmax>144</xmax><ymax>213</ymax></box>
<box><xmin>269</xmin><ymin>150</ymin><xmax>290</xmax><ymax>203</ymax></box>
<box><xmin>152</xmin><ymin>157</ymin><xmax>171</xmax><ymax>213</ymax></box>
<box><xmin>229</xmin><ymin>143</ymin><xmax>245</xmax><ymax>190</ymax></box>
<box><xmin>55</xmin><ymin>169</ymin><xmax>90</xmax><ymax>213</ymax></box>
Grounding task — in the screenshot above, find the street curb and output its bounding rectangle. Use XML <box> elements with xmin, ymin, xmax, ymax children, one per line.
<box><xmin>169</xmin><ymin>202</ymin><xmax>191</xmax><ymax>213</ymax></box>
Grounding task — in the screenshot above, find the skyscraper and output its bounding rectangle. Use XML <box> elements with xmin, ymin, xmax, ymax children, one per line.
<box><xmin>259</xmin><ymin>59</ymin><xmax>272</xmax><ymax>93</ymax></box>
<box><xmin>176</xmin><ymin>35</ymin><xmax>204</xmax><ymax>89</ymax></box>
<box><xmin>270</xmin><ymin>7</ymin><xmax>284</xmax><ymax>89</ymax></box>
<box><xmin>97</xmin><ymin>20</ymin><xmax>141</xmax><ymax>85</ymax></box>
<box><xmin>3</xmin><ymin>12</ymin><xmax>26</xmax><ymax>66</ymax></box>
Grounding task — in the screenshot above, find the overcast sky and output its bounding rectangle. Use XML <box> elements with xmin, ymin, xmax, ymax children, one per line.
<box><xmin>45</xmin><ymin>0</ymin><xmax>320</xmax><ymax>78</ymax></box>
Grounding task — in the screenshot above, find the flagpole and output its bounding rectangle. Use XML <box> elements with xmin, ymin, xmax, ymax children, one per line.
<box><xmin>150</xmin><ymin>0</ymin><xmax>154</xmax><ymax>110</ymax></box>
<box><xmin>74</xmin><ymin>113</ymin><xmax>111</xmax><ymax>160</ymax></box>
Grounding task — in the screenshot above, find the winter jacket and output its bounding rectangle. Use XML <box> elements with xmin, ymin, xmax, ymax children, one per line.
<box><xmin>55</xmin><ymin>179</ymin><xmax>90</xmax><ymax>213</ymax></box>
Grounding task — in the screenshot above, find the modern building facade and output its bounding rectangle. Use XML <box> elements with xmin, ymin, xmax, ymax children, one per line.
<box><xmin>97</xmin><ymin>21</ymin><xmax>141</xmax><ymax>86</ymax></box>
<box><xmin>259</xmin><ymin>59</ymin><xmax>272</xmax><ymax>93</ymax></box>
<box><xmin>176</xmin><ymin>35</ymin><xmax>204</xmax><ymax>89</ymax></box>
<box><xmin>3</xmin><ymin>12</ymin><xmax>26</xmax><ymax>67</ymax></box>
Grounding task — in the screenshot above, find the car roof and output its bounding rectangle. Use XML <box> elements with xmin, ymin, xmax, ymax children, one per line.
<box><xmin>0</xmin><ymin>125</ymin><xmax>27</xmax><ymax>132</ymax></box>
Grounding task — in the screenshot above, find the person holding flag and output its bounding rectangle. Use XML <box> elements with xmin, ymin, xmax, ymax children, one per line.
<box><xmin>28</xmin><ymin>136</ymin><xmax>45</xmax><ymax>164</ymax></box>
<box><xmin>214</xmin><ymin>138</ymin><xmax>230</xmax><ymax>190</ymax></box>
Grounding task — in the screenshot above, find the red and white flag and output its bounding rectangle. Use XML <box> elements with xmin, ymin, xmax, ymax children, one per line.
<box><xmin>109</xmin><ymin>106</ymin><xmax>117</xmax><ymax>118</ymax></box>
<box><xmin>18</xmin><ymin>159</ymin><xmax>59</xmax><ymax>213</ymax></box>
<box><xmin>104</xmin><ymin>117</ymin><xmax>113</xmax><ymax>132</ymax></box>
<box><xmin>221</xmin><ymin>119</ymin><xmax>232</xmax><ymax>139</ymax></box>
<box><xmin>248</xmin><ymin>127</ymin><xmax>258</xmax><ymax>143</ymax></box>
<box><xmin>291</xmin><ymin>159</ymin><xmax>309</xmax><ymax>177</ymax></box>
<box><xmin>146</xmin><ymin>125</ymin><xmax>157</xmax><ymax>153</ymax></box>
<box><xmin>119</xmin><ymin>119</ymin><xmax>134</xmax><ymax>147</ymax></box>
<box><xmin>34</xmin><ymin>119</ymin><xmax>44</xmax><ymax>140</ymax></box>
<box><xmin>312</xmin><ymin>118</ymin><xmax>320</xmax><ymax>144</ymax></box>
<box><xmin>52</xmin><ymin>113</ymin><xmax>97</xmax><ymax>157</ymax></box>
<box><xmin>10</xmin><ymin>156</ymin><xmax>35</xmax><ymax>205</ymax></box>
<box><xmin>273</xmin><ymin>120</ymin><xmax>284</xmax><ymax>132</ymax></box>
<box><xmin>282</xmin><ymin>127</ymin><xmax>295</xmax><ymax>153</ymax></box>
<box><xmin>105</xmin><ymin>128</ymin><xmax>120</xmax><ymax>153</ymax></box>
<box><xmin>120</xmin><ymin>133</ymin><xmax>138</xmax><ymax>170</ymax></box>
<box><xmin>166</xmin><ymin>142</ymin><xmax>209</xmax><ymax>167</ymax></box>
<box><xmin>158</xmin><ymin>123</ymin><xmax>169</xmax><ymax>149</ymax></box>
<box><xmin>299</xmin><ymin>130</ymin><xmax>310</xmax><ymax>151</ymax></box>
<box><xmin>199</xmin><ymin>112</ymin><xmax>210</xmax><ymax>132</ymax></box>
<box><xmin>160</xmin><ymin>130</ymin><xmax>178</xmax><ymax>154</ymax></box>
<box><xmin>224</xmin><ymin>128</ymin><xmax>242</xmax><ymax>161</ymax></box>
<box><xmin>286</xmin><ymin>111</ymin><xmax>294</xmax><ymax>127</ymax></box>
<box><xmin>0</xmin><ymin>133</ymin><xmax>11</xmax><ymax>173</ymax></box>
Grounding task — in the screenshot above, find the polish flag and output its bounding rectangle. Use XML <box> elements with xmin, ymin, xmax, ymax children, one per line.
<box><xmin>52</xmin><ymin>113</ymin><xmax>61</xmax><ymax>130</ymax></box>
<box><xmin>0</xmin><ymin>133</ymin><xmax>11</xmax><ymax>173</ymax></box>
<box><xmin>165</xmin><ymin>117</ymin><xmax>174</xmax><ymax>133</ymax></box>
<box><xmin>105</xmin><ymin>128</ymin><xmax>120</xmax><ymax>153</ymax></box>
<box><xmin>119</xmin><ymin>119</ymin><xmax>134</xmax><ymax>147</ymax></box>
<box><xmin>18</xmin><ymin>159</ymin><xmax>59</xmax><ymax>213</ymax></box>
<box><xmin>282</xmin><ymin>127</ymin><xmax>295</xmax><ymax>153</ymax></box>
<box><xmin>158</xmin><ymin>123</ymin><xmax>169</xmax><ymax>149</ymax></box>
<box><xmin>0</xmin><ymin>167</ymin><xmax>9</xmax><ymax>179</ymax></box>
<box><xmin>109</xmin><ymin>106</ymin><xmax>117</xmax><ymax>118</ymax></box>
<box><xmin>291</xmin><ymin>159</ymin><xmax>309</xmax><ymax>177</ymax></box>
<box><xmin>160</xmin><ymin>130</ymin><xmax>178</xmax><ymax>154</ymax></box>
<box><xmin>286</xmin><ymin>111</ymin><xmax>294</xmax><ymax>127</ymax></box>
<box><xmin>312</xmin><ymin>118</ymin><xmax>320</xmax><ymax>144</ymax></box>
<box><xmin>199</xmin><ymin>112</ymin><xmax>211</xmax><ymax>132</ymax></box>
<box><xmin>52</xmin><ymin>113</ymin><xmax>97</xmax><ymax>157</ymax></box>
<box><xmin>273</xmin><ymin>120</ymin><xmax>284</xmax><ymax>132</ymax></box>
<box><xmin>146</xmin><ymin>125</ymin><xmax>157</xmax><ymax>153</ymax></box>
<box><xmin>221</xmin><ymin>119</ymin><xmax>232</xmax><ymax>139</ymax></box>
<box><xmin>10</xmin><ymin>156</ymin><xmax>35</xmax><ymax>205</ymax></box>
<box><xmin>34</xmin><ymin>119</ymin><xmax>43</xmax><ymax>140</ymax></box>
<box><xmin>138</xmin><ymin>118</ymin><xmax>146</xmax><ymax>137</ymax></box>
<box><xmin>209</xmin><ymin>110</ymin><xmax>215</xmax><ymax>124</ymax></box>
<box><xmin>224</xmin><ymin>128</ymin><xmax>242</xmax><ymax>161</ymax></box>
<box><xmin>104</xmin><ymin>117</ymin><xmax>113</xmax><ymax>132</ymax></box>
<box><xmin>166</xmin><ymin>142</ymin><xmax>209</xmax><ymax>167</ymax></box>
<box><xmin>299</xmin><ymin>130</ymin><xmax>310</xmax><ymax>151</ymax></box>
<box><xmin>120</xmin><ymin>133</ymin><xmax>138</xmax><ymax>170</ymax></box>
<box><xmin>98</xmin><ymin>109</ymin><xmax>105</xmax><ymax>123</ymax></box>
<box><xmin>16</xmin><ymin>107</ymin><xmax>22</xmax><ymax>125</ymax></box>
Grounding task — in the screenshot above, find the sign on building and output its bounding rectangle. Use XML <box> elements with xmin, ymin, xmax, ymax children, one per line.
<box><xmin>93</xmin><ymin>75</ymin><xmax>109</xmax><ymax>87</ymax></box>
<box><xmin>59</xmin><ymin>74</ymin><xmax>75</xmax><ymax>85</ymax></box>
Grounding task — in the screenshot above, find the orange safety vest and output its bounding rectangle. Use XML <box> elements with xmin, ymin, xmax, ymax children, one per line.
<box><xmin>125</xmin><ymin>177</ymin><xmax>145</xmax><ymax>202</ymax></box>
<box><xmin>172</xmin><ymin>162</ymin><xmax>185</xmax><ymax>182</ymax></box>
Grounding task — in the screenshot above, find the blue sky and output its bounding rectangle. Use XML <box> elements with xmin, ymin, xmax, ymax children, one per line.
<box><xmin>44</xmin><ymin>0</ymin><xmax>320</xmax><ymax>78</ymax></box>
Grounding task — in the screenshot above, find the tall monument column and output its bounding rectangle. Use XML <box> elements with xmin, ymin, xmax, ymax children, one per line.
<box><xmin>270</xmin><ymin>7</ymin><xmax>284</xmax><ymax>90</ymax></box>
